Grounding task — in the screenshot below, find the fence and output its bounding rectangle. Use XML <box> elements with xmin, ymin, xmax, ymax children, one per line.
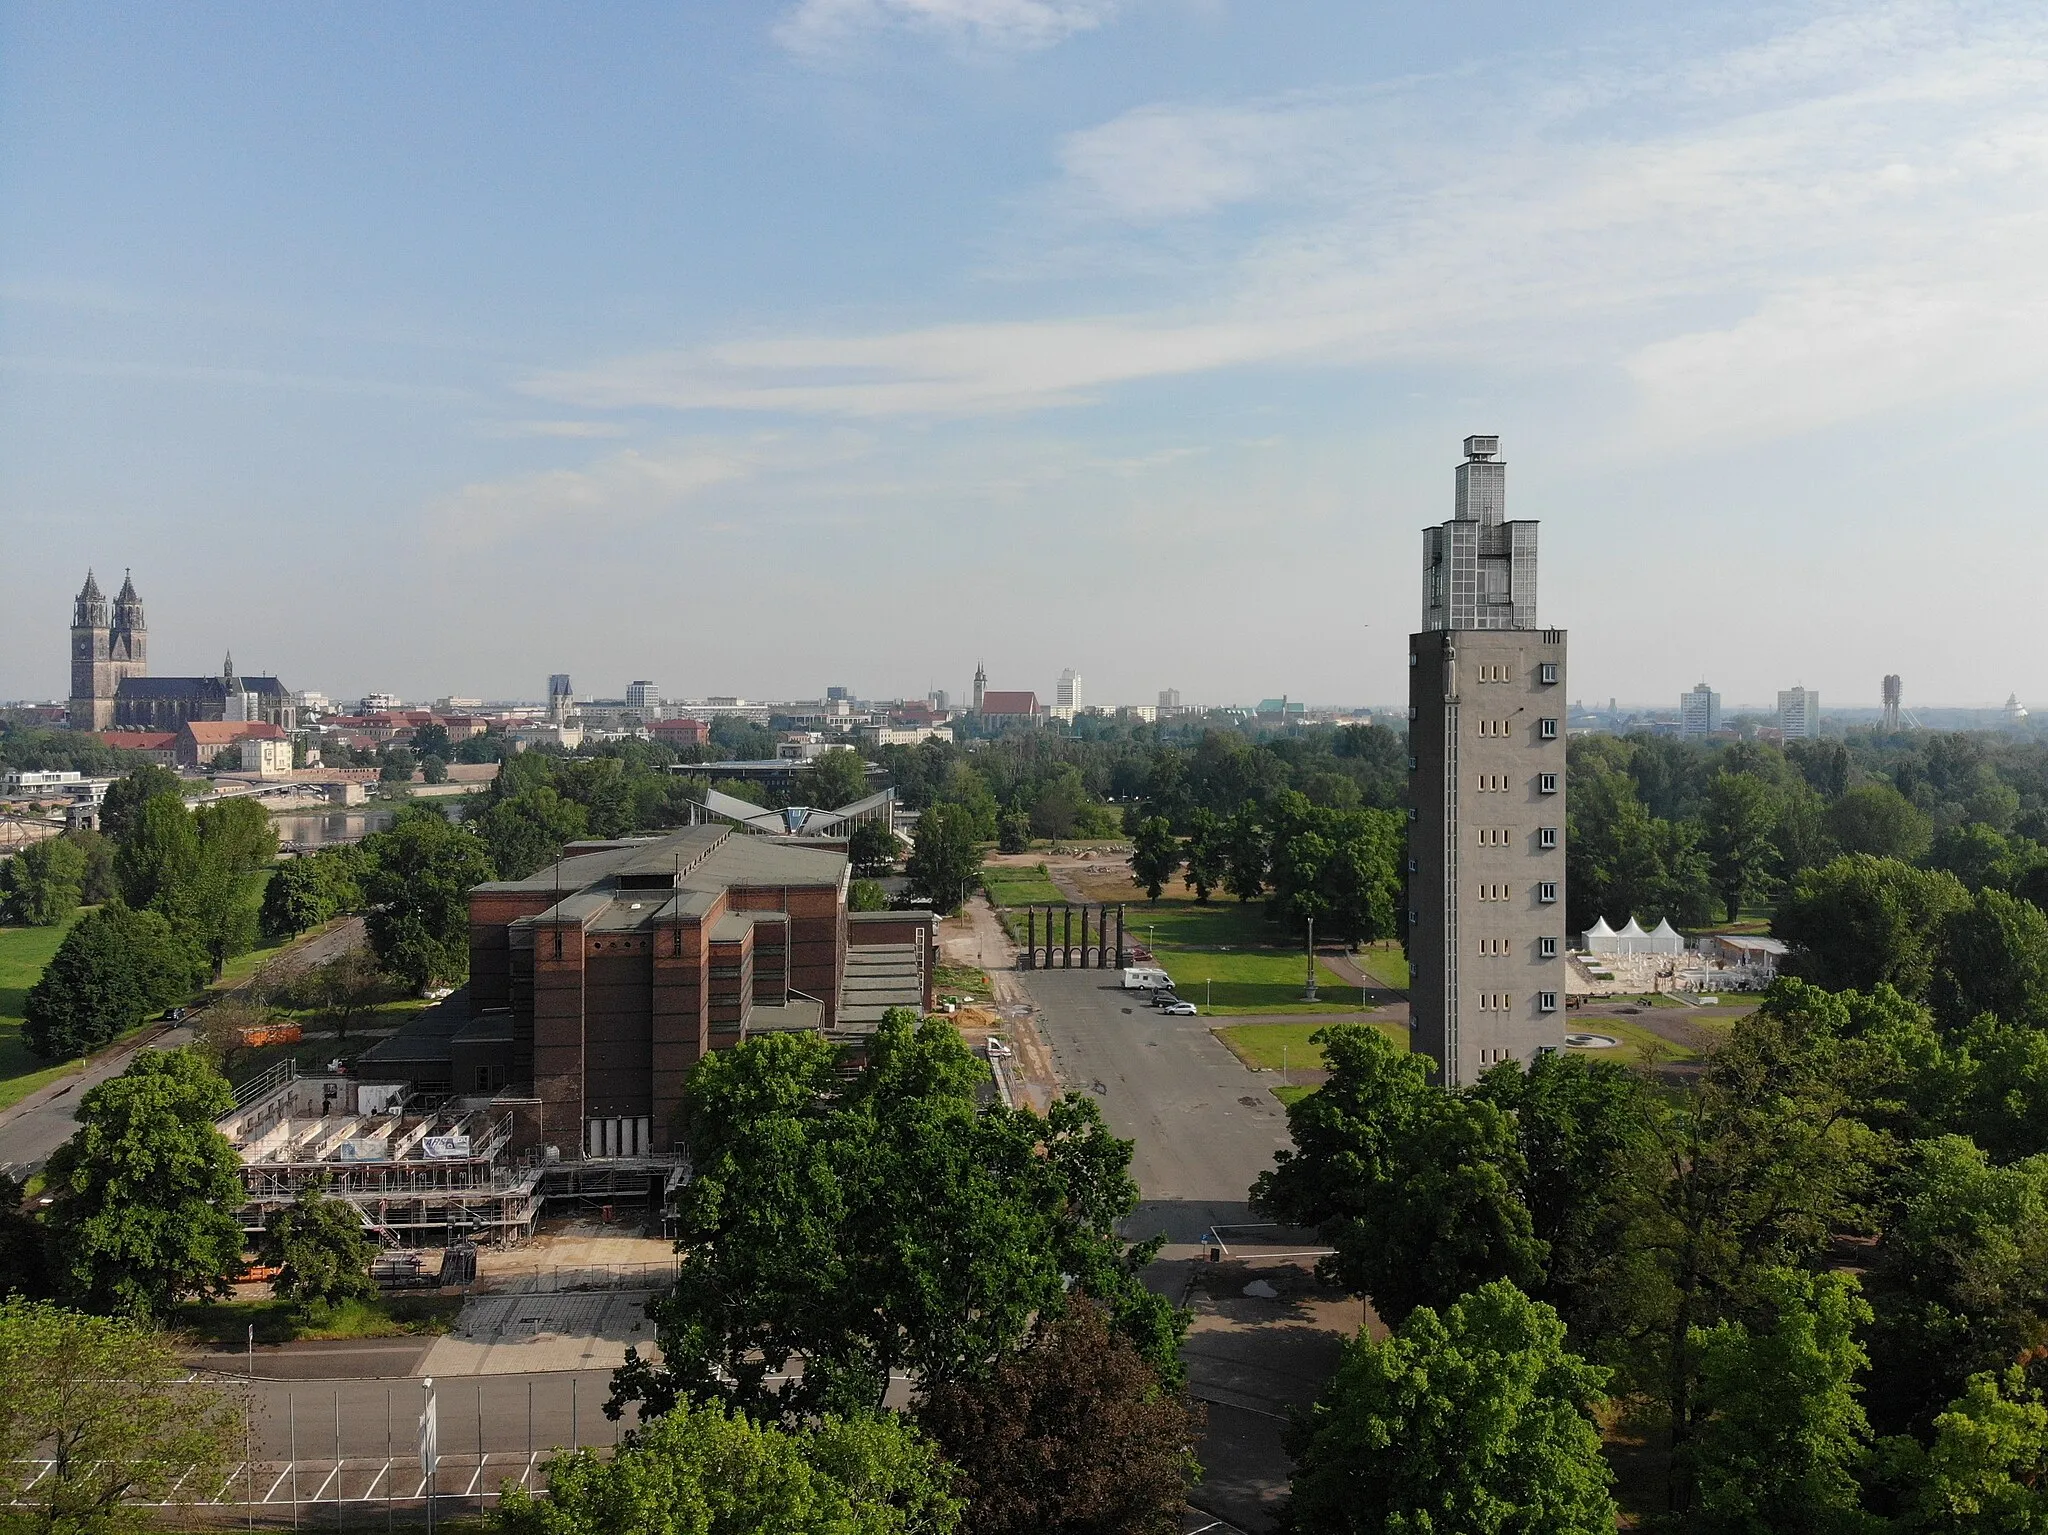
<box><xmin>7</xmin><ymin>1375</ymin><xmax>645</xmax><ymax>1528</ymax></box>
<box><xmin>480</xmin><ymin>1262</ymin><xmax>680</xmax><ymax>1295</ymax></box>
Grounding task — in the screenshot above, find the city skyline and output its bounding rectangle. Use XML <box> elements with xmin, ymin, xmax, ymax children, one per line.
<box><xmin>7</xmin><ymin>4</ymin><xmax>2048</xmax><ymax>705</ymax></box>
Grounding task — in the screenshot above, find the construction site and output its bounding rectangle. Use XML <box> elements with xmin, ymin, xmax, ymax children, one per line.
<box><xmin>217</xmin><ymin>1062</ymin><xmax>682</xmax><ymax>1248</ymax></box>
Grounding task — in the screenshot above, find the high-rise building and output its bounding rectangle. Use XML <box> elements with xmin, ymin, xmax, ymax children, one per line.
<box><xmin>1159</xmin><ymin>687</ymin><xmax>1181</xmax><ymax>709</ymax></box>
<box><xmin>626</xmin><ymin>680</ymin><xmax>658</xmax><ymax>709</ymax></box>
<box><xmin>548</xmin><ymin>674</ymin><xmax>574</xmax><ymax>724</ymax></box>
<box><xmin>1056</xmin><ymin>669</ymin><xmax>1083</xmax><ymax>719</ymax></box>
<box><xmin>928</xmin><ymin>689</ymin><xmax>949</xmax><ymax>712</ymax></box>
<box><xmin>1409</xmin><ymin>436</ymin><xmax>1567</xmax><ymax>1088</ymax></box>
<box><xmin>1882</xmin><ymin>675</ymin><xmax>1902</xmax><ymax>733</ymax></box>
<box><xmin>1777</xmin><ymin>686</ymin><xmax>1818</xmax><ymax>740</ymax></box>
<box><xmin>1680</xmin><ymin>683</ymin><xmax>1721</xmax><ymax>738</ymax></box>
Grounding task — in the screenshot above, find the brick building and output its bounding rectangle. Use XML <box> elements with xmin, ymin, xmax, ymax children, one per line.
<box><xmin>457</xmin><ymin>825</ymin><xmax>933</xmax><ymax>1157</ymax></box>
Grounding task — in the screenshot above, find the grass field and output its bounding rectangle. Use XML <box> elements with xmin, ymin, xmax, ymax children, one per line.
<box><xmin>0</xmin><ymin>916</ymin><xmax>88</xmax><ymax>1112</ymax></box>
<box><xmin>1272</xmin><ymin>1083</ymin><xmax>1316</xmax><ymax>1107</ymax></box>
<box><xmin>1356</xmin><ymin>942</ymin><xmax>1410</xmax><ymax>990</ymax></box>
<box><xmin>1569</xmin><ymin>1015</ymin><xmax>1703</xmax><ymax>1065</ymax></box>
<box><xmin>1212</xmin><ymin>1019</ymin><xmax>1409</xmax><ymax>1072</ymax></box>
<box><xmin>981</xmin><ymin>864</ymin><xmax>1067</xmax><ymax>908</ymax></box>
<box><xmin>1125</xmin><ymin>897</ymin><xmax>1282</xmax><ymax>951</ymax></box>
<box><xmin>934</xmin><ymin>962</ymin><xmax>994</xmax><ymax>998</ymax></box>
<box><xmin>1153</xmin><ymin>949</ymin><xmax>1362</xmax><ymax>1014</ymax></box>
<box><xmin>174</xmin><ymin>1293</ymin><xmax>464</xmax><ymax>1346</ymax></box>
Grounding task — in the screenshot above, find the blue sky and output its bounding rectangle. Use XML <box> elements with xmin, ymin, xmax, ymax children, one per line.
<box><xmin>4</xmin><ymin>0</ymin><xmax>2044</xmax><ymax>711</ymax></box>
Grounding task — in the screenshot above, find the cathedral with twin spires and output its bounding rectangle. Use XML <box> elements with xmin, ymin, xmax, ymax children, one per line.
<box><xmin>67</xmin><ymin>570</ymin><xmax>294</xmax><ymax>734</ymax></box>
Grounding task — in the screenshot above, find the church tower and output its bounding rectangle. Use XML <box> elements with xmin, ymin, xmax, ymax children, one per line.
<box><xmin>69</xmin><ymin>571</ymin><xmax>112</xmax><ymax>731</ymax></box>
<box><xmin>972</xmin><ymin>661</ymin><xmax>987</xmax><ymax>713</ymax></box>
<box><xmin>68</xmin><ymin>569</ymin><xmax>149</xmax><ymax>731</ymax></box>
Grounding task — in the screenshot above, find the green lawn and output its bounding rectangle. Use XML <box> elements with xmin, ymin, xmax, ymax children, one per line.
<box><xmin>1568</xmin><ymin>1015</ymin><xmax>1702</xmax><ymax>1065</ymax></box>
<box><xmin>0</xmin><ymin>916</ymin><xmax>87</xmax><ymax>1112</ymax></box>
<box><xmin>1272</xmin><ymin>1083</ymin><xmax>1317</xmax><ymax>1107</ymax></box>
<box><xmin>1213</xmin><ymin>1019</ymin><xmax>1409</xmax><ymax>1072</ymax></box>
<box><xmin>1125</xmin><ymin>897</ymin><xmax>1283</xmax><ymax>951</ymax></box>
<box><xmin>981</xmin><ymin>864</ymin><xmax>1067</xmax><ymax>907</ymax></box>
<box><xmin>934</xmin><ymin>962</ymin><xmax>994</xmax><ymax>998</ymax></box>
<box><xmin>1153</xmin><ymin>949</ymin><xmax>1361</xmax><ymax>1014</ymax></box>
<box><xmin>1356</xmin><ymin>942</ymin><xmax>1410</xmax><ymax>990</ymax></box>
<box><xmin>175</xmin><ymin>1293</ymin><xmax>464</xmax><ymax>1345</ymax></box>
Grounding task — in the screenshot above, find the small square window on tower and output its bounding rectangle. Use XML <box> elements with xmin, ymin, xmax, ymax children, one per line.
<box><xmin>1539</xmin><ymin>773</ymin><xmax>1559</xmax><ymax>794</ymax></box>
<box><xmin>1540</xmin><ymin>717</ymin><xmax>1559</xmax><ymax>739</ymax></box>
<box><xmin>1540</xmin><ymin>662</ymin><xmax>1558</xmax><ymax>684</ymax></box>
<box><xmin>1537</xmin><ymin>881</ymin><xmax>1558</xmax><ymax>903</ymax></box>
<box><xmin>1539</xmin><ymin>827</ymin><xmax>1558</xmax><ymax>849</ymax></box>
<box><xmin>1539</xmin><ymin>936</ymin><xmax>1559</xmax><ymax>958</ymax></box>
<box><xmin>1539</xmin><ymin>991</ymin><xmax>1559</xmax><ymax>1012</ymax></box>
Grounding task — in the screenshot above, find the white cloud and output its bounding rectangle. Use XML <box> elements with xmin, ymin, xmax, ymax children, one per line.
<box><xmin>774</xmin><ymin>0</ymin><xmax>1116</xmax><ymax>58</ymax></box>
<box><xmin>532</xmin><ymin>0</ymin><xmax>2048</xmax><ymax>454</ymax></box>
<box><xmin>427</xmin><ymin>442</ymin><xmax>760</xmax><ymax>545</ymax></box>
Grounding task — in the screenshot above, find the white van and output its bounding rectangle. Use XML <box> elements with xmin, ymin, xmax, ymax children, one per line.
<box><xmin>1122</xmin><ymin>966</ymin><xmax>1172</xmax><ymax>991</ymax></box>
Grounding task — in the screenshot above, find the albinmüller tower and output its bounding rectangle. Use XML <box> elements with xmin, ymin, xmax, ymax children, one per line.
<box><xmin>1408</xmin><ymin>437</ymin><xmax>1567</xmax><ymax>1086</ymax></box>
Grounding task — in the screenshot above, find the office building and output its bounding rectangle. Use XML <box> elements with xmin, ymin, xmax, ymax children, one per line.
<box><xmin>1055</xmin><ymin>669</ymin><xmax>1083</xmax><ymax>720</ymax></box>
<box><xmin>1777</xmin><ymin>687</ymin><xmax>1819</xmax><ymax>740</ymax></box>
<box><xmin>1159</xmin><ymin>688</ymin><xmax>1181</xmax><ymax>709</ymax></box>
<box><xmin>1409</xmin><ymin>436</ymin><xmax>1568</xmax><ymax>1087</ymax></box>
<box><xmin>1680</xmin><ymin>683</ymin><xmax>1721</xmax><ymax>738</ymax></box>
<box><xmin>625</xmin><ymin>680</ymin><xmax>659</xmax><ymax>709</ymax></box>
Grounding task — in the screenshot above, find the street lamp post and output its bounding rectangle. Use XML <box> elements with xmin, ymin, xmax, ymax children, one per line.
<box><xmin>1205</xmin><ymin>978</ymin><xmax>1211</xmax><ymax>1013</ymax></box>
<box><xmin>1303</xmin><ymin>917</ymin><xmax>1318</xmax><ymax>1002</ymax></box>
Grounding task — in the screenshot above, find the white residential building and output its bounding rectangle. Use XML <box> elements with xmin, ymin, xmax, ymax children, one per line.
<box><xmin>1777</xmin><ymin>686</ymin><xmax>1820</xmax><ymax>740</ymax></box>
<box><xmin>1055</xmin><ymin>669</ymin><xmax>1083</xmax><ymax>720</ymax></box>
<box><xmin>1680</xmin><ymin>683</ymin><xmax>1721</xmax><ymax>738</ymax></box>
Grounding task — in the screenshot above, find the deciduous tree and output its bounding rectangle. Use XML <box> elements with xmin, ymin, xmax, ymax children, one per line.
<box><xmin>22</xmin><ymin>902</ymin><xmax>199</xmax><ymax>1059</ymax></box>
<box><xmin>0</xmin><ymin>1299</ymin><xmax>244</xmax><ymax>1535</ymax></box>
<box><xmin>1129</xmin><ymin>817</ymin><xmax>1179</xmax><ymax>902</ymax></box>
<box><xmin>360</xmin><ymin>807</ymin><xmax>494</xmax><ymax>990</ymax></box>
<box><xmin>0</xmin><ymin>835</ymin><xmax>86</xmax><ymax>926</ymax></box>
<box><xmin>1283</xmin><ymin>1280</ymin><xmax>1616</xmax><ymax>1535</ymax></box>
<box><xmin>1775</xmin><ymin>855</ymin><xmax>1970</xmax><ymax>998</ymax></box>
<box><xmin>258</xmin><ymin>1190</ymin><xmax>377</xmax><ymax>1310</ymax></box>
<box><xmin>798</xmin><ymin>748</ymin><xmax>870</xmax><ymax>811</ymax></box>
<box><xmin>904</xmin><ymin>803</ymin><xmax>981</xmax><ymax>915</ymax></box>
<box><xmin>494</xmin><ymin>1397</ymin><xmax>960</xmax><ymax>1535</ymax></box>
<box><xmin>42</xmin><ymin>1050</ymin><xmax>246</xmax><ymax>1317</ymax></box>
<box><xmin>95</xmin><ymin>765</ymin><xmax>183</xmax><ymax>843</ymax></box>
<box><xmin>918</xmin><ymin>1298</ymin><xmax>1200</xmax><ymax>1535</ymax></box>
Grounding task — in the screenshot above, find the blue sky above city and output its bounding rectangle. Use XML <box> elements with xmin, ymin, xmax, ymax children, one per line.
<box><xmin>4</xmin><ymin>0</ymin><xmax>2045</xmax><ymax>710</ymax></box>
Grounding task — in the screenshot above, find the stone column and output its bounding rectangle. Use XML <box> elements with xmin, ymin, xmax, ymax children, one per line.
<box><xmin>1063</xmin><ymin>907</ymin><xmax>1073</xmax><ymax>968</ymax></box>
<box><xmin>1026</xmin><ymin>908</ymin><xmax>1037</xmax><ymax>970</ymax></box>
<box><xmin>1116</xmin><ymin>905</ymin><xmax>1127</xmax><ymax>967</ymax></box>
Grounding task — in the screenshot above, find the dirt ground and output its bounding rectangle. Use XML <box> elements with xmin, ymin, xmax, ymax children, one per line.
<box><xmin>474</xmin><ymin>1217</ymin><xmax>675</xmax><ymax>1280</ymax></box>
<box><xmin>938</xmin><ymin>893</ymin><xmax>1061</xmax><ymax>1112</ymax></box>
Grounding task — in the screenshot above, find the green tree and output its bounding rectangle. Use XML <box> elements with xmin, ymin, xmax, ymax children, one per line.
<box><xmin>0</xmin><ymin>1172</ymin><xmax>52</xmax><ymax>1300</ymax></box>
<box><xmin>42</xmin><ymin>1050</ymin><xmax>246</xmax><ymax>1317</ymax></box>
<box><xmin>1129</xmin><ymin>817</ymin><xmax>1179</xmax><ymax>902</ymax></box>
<box><xmin>904</xmin><ymin>803</ymin><xmax>982</xmax><ymax>915</ymax></box>
<box><xmin>377</xmin><ymin>745</ymin><xmax>416</xmax><ymax>783</ymax></box>
<box><xmin>918</xmin><ymin>1298</ymin><xmax>1200</xmax><ymax>1535</ymax></box>
<box><xmin>67</xmin><ymin>828</ymin><xmax>118</xmax><ymax>905</ymax></box>
<box><xmin>420</xmin><ymin>753</ymin><xmax>449</xmax><ymax>785</ymax></box>
<box><xmin>1933</xmin><ymin>887</ymin><xmax>2048</xmax><ymax>1032</ymax></box>
<box><xmin>1566</xmin><ymin>763</ymin><xmax>1716</xmax><ymax>934</ymax></box>
<box><xmin>1472</xmin><ymin>1050</ymin><xmax>1664</xmax><ymax>1351</ymax></box>
<box><xmin>95</xmin><ymin>765</ymin><xmax>183</xmax><ymax>842</ymax></box>
<box><xmin>849</xmin><ymin>878</ymin><xmax>889</xmax><ymax>912</ymax></box>
<box><xmin>995</xmin><ymin>811</ymin><xmax>1031</xmax><ymax>854</ymax></box>
<box><xmin>1686</xmin><ymin>1268</ymin><xmax>1874</xmax><ymax>1535</ymax></box>
<box><xmin>360</xmin><ymin>808</ymin><xmax>494</xmax><ymax>991</ymax></box>
<box><xmin>0</xmin><ymin>836</ymin><xmax>87</xmax><ymax>925</ymax></box>
<box><xmin>22</xmin><ymin>903</ymin><xmax>199</xmax><ymax>1059</ymax></box>
<box><xmin>1774</xmin><ymin>856</ymin><xmax>1970</xmax><ymax>998</ymax></box>
<box><xmin>259</xmin><ymin>854</ymin><xmax>341</xmax><ymax>941</ymax></box>
<box><xmin>1181</xmin><ymin>809</ymin><xmax>1225</xmax><ymax>903</ymax></box>
<box><xmin>0</xmin><ymin>1299</ymin><xmax>245</xmax><ymax>1535</ymax></box>
<box><xmin>798</xmin><ymin>748</ymin><xmax>870</xmax><ymax>811</ymax></box>
<box><xmin>934</xmin><ymin>765</ymin><xmax>999</xmax><ymax>843</ymax></box>
<box><xmin>410</xmin><ymin>723</ymin><xmax>452</xmax><ymax>760</ymax></box>
<box><xmin>494</xmin><ymin>1397</ymin><xmax>960</xmax><ymax>1535</ymax></box>
<box><xmin>112</xmin><ymin>792</ymin><xmax>198</xmax><ymax>911</ymax></box>
<box><xmin>472</xmin><ymin>787</ymin><xmax>591</xmax><ymax>880</ymax></box>
<box><xmin>848</xmin><ymin>819</ymin><xmax>903</xmax><ymax>875</ymax></box>
<box><xmin>1253</xmin><ymin>1026</ymin><xmax>1545</xmax><ymax>1324</ymax></box>
<box><xmin>1828</xmin><ymin>782</ymin><xmax>1935</xmax><ymax>861</ymax></box>
<box><xmin>1705</xmin><ymin>771</ymin><xmax>1781</xmax><ymax>920</ymax></box>
<box><xmin>1881</xmin><ymin>1370</ymin><xmax>2048</xmax><ymax>1535</ymax></box>
<box><xmin>1283</xmin><ymin>1280</ymin><xmax>1616</xmax><ymax>1535</ymax></box>
<box><xmin>1222</xmin><ymin>806</ymin><xmax>1267</xmax><ymax>902</ymax></box>
<box><xmin>613</xmin><ymin>1011</ymin><xmax>1183</xmax><ymax>1424</ymax></box>
<box><xmin>257</xmin><ymin>1190</ymin><xmax>377</xmax><ymax>1310</ymax></box>
<box><xmin>180</xmin><ymin>797</ymin><xmax>279</xmax><ymax>977</ymax></box>
<box><xmin>1863</xmin><ymin>1137</ymin><xmax>2048</xmax><ymax>1436</ymax></box>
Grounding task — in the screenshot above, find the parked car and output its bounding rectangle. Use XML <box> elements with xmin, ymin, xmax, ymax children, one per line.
<box><xmin>1162</xmin><ymin>1001</ymin><xmax>1199</xmax><ymax>1016</ymax></box>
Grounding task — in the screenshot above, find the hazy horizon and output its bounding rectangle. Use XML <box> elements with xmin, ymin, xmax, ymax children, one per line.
<box><xmin>6</xmin><ymin>2</ymin><xmax>2044</xmax><ymax>712</ymax></box>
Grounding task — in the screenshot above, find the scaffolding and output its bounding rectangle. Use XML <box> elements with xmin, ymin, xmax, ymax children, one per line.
<box><xmin>221</xmin><ymin>1067</ymin><xmax>543</xmax><ymax>1247</ymax></box>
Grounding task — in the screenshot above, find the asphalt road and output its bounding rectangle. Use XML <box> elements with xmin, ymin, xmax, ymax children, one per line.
<box><xmin>1015</xmin><ymin>969</ymin><xmax>1294</xmax><ymax>1241</ymax></box>
<box><xmin>0</xmin><ymin>916</ymin><xmax>366</xmax><ymax>1178</ymax></box>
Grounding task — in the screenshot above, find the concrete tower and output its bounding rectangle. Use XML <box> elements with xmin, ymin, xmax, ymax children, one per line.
<box><xmin>1408</xmin><ymin>437</ymin><xmax>1568</xmax><ymax>1087</ymax></box>
<box><xmin>1882</xmin><ymin>675</ymin><xmax>1902</xmax><ymax>733</ymax></box>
